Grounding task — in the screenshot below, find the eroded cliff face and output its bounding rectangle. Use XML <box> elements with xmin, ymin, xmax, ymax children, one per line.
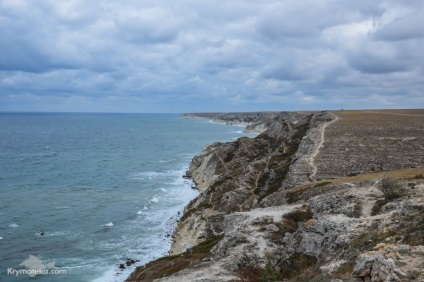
<box><xmin>150</xmin><ymin>179</ymin><xmax>424</xmax><ymax>282</ymax></box>
<box><xmin>170</xmin><ymin>112</ymin><xmax>335</xmax><ymax>255</ymax></box>
<box><xmin>127</xmin><ymin>110</ymin><xmax>424</xmax><ymax>282</ymax></box>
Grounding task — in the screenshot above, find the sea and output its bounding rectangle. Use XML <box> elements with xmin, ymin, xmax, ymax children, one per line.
<box><xmin>0</xmin><ymin>113</ymin><xmax>256</xmax><ymax>281</ymax></box>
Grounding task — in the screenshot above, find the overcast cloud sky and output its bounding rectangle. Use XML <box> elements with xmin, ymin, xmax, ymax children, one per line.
<box><xmin>1</xmin><ymin>0</ymin><xmax>423</xmax><ymax>113</ymax></box>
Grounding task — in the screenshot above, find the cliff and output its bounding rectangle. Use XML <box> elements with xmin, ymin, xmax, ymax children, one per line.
<box><xmin>127</xmin><ymin>110</ymin><xmax>424</xmax><ymax>282</ymax></box>
<box><xmin>181</xmin><ymin>112</ymin><xmax>297</xmax><ymax>133</ymax></box>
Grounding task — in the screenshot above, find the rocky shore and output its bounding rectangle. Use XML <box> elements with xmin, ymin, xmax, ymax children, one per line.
<box><xmin>127</xmin><ymin>110</ymin><xmax>424</xmax><ymax>282</ymax></box>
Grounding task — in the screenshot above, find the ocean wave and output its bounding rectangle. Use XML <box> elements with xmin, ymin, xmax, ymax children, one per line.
<box><xmin>158</xmin><ymin>159</ymin><xmax>175</xmax><ymax>163</ymax></box>
<box><xmin>54</xmin><ymin>206</ymin><xmax>70</xmax><ymax>210</ymax></box>
<box><xmin>131</xmin><ymin>177</ymin><xmax>146</xmax><ymax>180</ymax></box>
<box><xmin>104</xmin><ymin>222</ymin><xmax>114</xmax><ymax>227</ymax></box>
<box><xmin>130</xmin><ymin>169</ymin><xmax>184</xmax><ymax>181</ymax></box>
<box><xmin>0</xmin><ymin>237</ymin><xmax>3</xmax><ymax>240</ymax></box>
<box><xmin>9</xmin><ymin>223</ymin><xmax>19</xmax><ymax>228</ymax></box>
<box><xmin>92</xmin><ymin>268</ymin><xmax>118</xmax><ymax>282</ymax></box>
<box><xmin>150</xmin><ymin>197</ymin><xmax>159</xmax><ymax>203</ymax></box>
<box><xmin>137</xmin><ymin>210</ymin><xmax>143</xmax><ymax>215</ymax></box>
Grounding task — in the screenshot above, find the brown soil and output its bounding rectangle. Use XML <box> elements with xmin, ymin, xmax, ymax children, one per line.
<box><xmin>313</xmin><ymin>109</ymin><xmax>424</xmax><ymax>180</ymax></box>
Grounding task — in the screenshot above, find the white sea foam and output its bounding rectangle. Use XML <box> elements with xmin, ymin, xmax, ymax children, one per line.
<box><xmin>92</xmin><ymin>268</ymin><xmax>117</xmax><ymax>282</ymax></box>
<box><xmin>137</xmin><ymin>210</ymin><xmax>143</xmax><ymax>215</ymax></box>
<box><xmin>0</xmin><ymin>237</ymin><xmax>3</xmax><ymax>240</ymax></box>
<box><xmin>93</xmin><ymin>258</ymin><xmax>144</xmax><ymax>282</ymax></box>
<box><xmin>9</xmin><ymin>223</ymin><xmax>18</xmax><ymax>228</ymax></box>
<box><xmin>131</xmin><ymin>171</ymin><xmax>180</xmax><ymax>180</ymax></box>
<box><xmin>158</xmin><ymin>159</ymin><xmax>175</xmax><ymax>163</ymax></box>
<box><xmin>160</xmin><ymin>188</ymin><xmax>167</xmax><ymax>192</ymax></box>
<box><xmin>131</xmin><ymin>177</ymin><xmax>146</xmax><ymax>180</ymax></box>
<box><xmin>150</xmin><ymin>197</ymin><xmax>159</xmax><ymax>203</ymax></box>
<box><xmin>48</xmin><ymin>231</ymin><xmax>67</xmax><ymax>236</ymax></box>
<box><xmin>143</xmin><ymin>206</ymin><xmax>148</xmax><ymax>210</ymax></box>
<box><xmin>104</xmin><ymin>222</ymin><xmax>114</xmax><ymax>227</ymax></box>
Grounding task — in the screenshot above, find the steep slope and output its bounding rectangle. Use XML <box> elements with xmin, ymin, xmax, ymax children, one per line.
<box><xmin>127</xmin><ymin>110</ymin><xmax>424</xmax><ymax>282</ymax></box>
<box><xmin>170</xmin><ymin>112</ymin><xmax>335</xmax><ymax>255</ymax></box>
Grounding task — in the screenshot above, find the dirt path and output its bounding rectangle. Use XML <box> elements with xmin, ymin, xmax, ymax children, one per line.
<box><xmin>309</xmin><ymin>113</ymin><xmax>339</xmax><ymax>181</ymax></box>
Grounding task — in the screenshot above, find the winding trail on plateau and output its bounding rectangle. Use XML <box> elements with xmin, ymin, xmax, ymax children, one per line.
<box><xmin>308</xmin><ymin>113</ymin><xmax>339</xmax><ymax>181</ymax></box>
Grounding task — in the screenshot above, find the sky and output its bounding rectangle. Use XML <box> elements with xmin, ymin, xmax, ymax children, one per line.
<box><xmin>0</xmin><ymin>0</ymin><xmax>423</xmax><ymax>113</ymax></box>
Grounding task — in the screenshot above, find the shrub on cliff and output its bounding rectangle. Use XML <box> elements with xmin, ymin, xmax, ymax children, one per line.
<box><xmin>378</xmin><ymin>175</ymin><xmax>405</xmax><ymax>201</ymax></box>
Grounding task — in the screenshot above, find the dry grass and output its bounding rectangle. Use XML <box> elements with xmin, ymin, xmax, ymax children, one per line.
<box><xmin>276</xmin><ymin>167</ymin><xmax>424</xmax><ymax>206</ymax></box>
<box><xmin>294</xmin><ymin>168</ymin><xmax>424</xmax><ymax>191</ymax></box>
<box><xmin>312</xmin><ymin>109</ymin><xmax>424</xmax><ymax>180</ymax></box>
<box><xmin>329</xmin><ymin>109</ymin><xmax>424</xmax><ymax>126</ymax></box>
<box><xmin>126</xmin><ymin>235</ymin><xmax>224</xmax><ymax>282</ymax></box>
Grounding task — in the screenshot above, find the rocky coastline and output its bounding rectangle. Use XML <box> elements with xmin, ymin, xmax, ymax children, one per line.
<box><xmin>127</xmin><ymin>110</ymin><xmax>424</xmax><ymax>282</ymax></box>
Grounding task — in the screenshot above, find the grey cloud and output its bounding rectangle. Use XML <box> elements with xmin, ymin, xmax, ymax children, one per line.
<box><xmin>373</xmin><ymin>12</ymin><xmax>424</xmax><ymax>41</ymax></box>
<box><xmin>114</xmin><ymin>7</ymin><xmax>184</xmax><ymax>44</ymax></box>
<box><xmin>261</xmin><ymin>63</ymin><xmax>307</xmax><ymax>81</ymax></box>
<box><xmin>348</xmin><ymin>53</ymin><xmax>410</xmax><ymax>74</ymax></box>
<box><xmin>255</xmin><ymin>3</ymin><xmax>320</xmax><ymax>39</ymax></box>
<box><xmin>254</xmin><ymin>1</ymin><xmax>379</xmax><ymax>40</ymax></box>
<box><xmin>0</xmin><ymin>0</ymin><xmax>423</xmax><ymax>112</ymax></box>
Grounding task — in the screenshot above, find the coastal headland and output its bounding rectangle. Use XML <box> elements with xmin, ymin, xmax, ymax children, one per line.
<box><xmin>127</xmin><ymin>109</ymin><xmax>424</xmax><ymax>282</ymax></box>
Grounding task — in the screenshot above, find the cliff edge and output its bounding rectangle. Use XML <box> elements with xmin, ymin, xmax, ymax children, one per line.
<box><xmin>127</xmin><ymin>110</ymin><xmax>424</xmax><ymax>282</ymax></box>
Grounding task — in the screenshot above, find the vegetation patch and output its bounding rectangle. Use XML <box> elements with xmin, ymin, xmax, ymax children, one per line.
<box><xmin>237</xmin><ymin>253</ymin><xmax>319</xmax><ymax>282</ymax></box>
<box><xmin>371</xmin><ymin>199</ymin><xmax>388</xmax><ymax>216</ymax></box>
<box><xmin>352</xmin><ymin>206</ymin><xmax>424</xmax><ymax>251</ymax></box>
<box><xmin>237</xmin><ymin>262</ymin><xmax>295</xmax><ymax>282</ymax></box>
<box><xmin>264</xmin><ymin>207</ymin><xmax>314</xmax><ymax>244</ymax></box>
<box><xmin>402</xmin><ymin>212</ymin><xmax>424</xmax><ymax>246</ymax></box>
<box><xmin>268</xmin><ymin>222</ymin><xmax>297</xmax><ymax>244</ymax></box>
<box><xmin>283</xmin><ymin>207</ymin><xmax>313</xmax><ymax>225</ymax></box>
<box><xmin>237</xmin><ymin>265</ymin><xmax>262</xmax><ymax>282</ymax></box>
<box><xmin>313</xmin><ymin>181</ymin><xmax>332</xmax><ymax>188</ymax></box>
<box><xmin>378</xmin><ymin>175</ymin><xmax>406</xmax><ymax>201</ymax></box>
<box><xmin>351</xmin><ymin>228</ymin><xmax>398</xmax><ymax>251</ymax></box>
<box><xmin>127</xmin><ymin>235</ymin><xmax>224</xmax><ymax>282</ymax></box>
<box><xmin>285</xmin><ymin>186</ymin><xmax>313</xmax><ymax>204</ymax></box>
<box><xmin>279</xmin><ymin>252</ymin><xmax>318</xmax><ymax>279</ymax></box>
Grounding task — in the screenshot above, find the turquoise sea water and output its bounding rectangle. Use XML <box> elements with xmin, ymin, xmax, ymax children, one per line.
<box><xmin>0</xmin><ymin>113</ymin><xmax>254</xmax><ymax>281</ymax></box>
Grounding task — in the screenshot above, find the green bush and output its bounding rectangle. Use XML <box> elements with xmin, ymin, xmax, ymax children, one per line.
<box><xmin>259</xmin><ymin>263</ymin><xmax>279</xmax><ymax>282</ymax></box>
<box><xmin>378</xmin><ymin>175</ymin><xmax>405</xmax><ymax>201</ymax></box>
<box><xmin>279</xmin><ymin>253</ymin><xmax>318</xmax><ymax>279</ymax></box>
